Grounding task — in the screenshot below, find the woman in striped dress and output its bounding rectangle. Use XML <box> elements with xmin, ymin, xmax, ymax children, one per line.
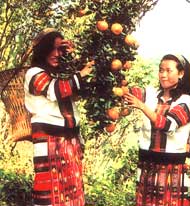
<box><xmin>124</xmin><ymin>54</ymin><xmax>190</xmax><ymax>206</ymax></box>
<box><xmin>24</xmin><ymin>28</ymin><xmax>94</xmax><ymax>206</ymax></box>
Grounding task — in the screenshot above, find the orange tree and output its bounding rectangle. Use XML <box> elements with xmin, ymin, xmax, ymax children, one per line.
<box><xmin>0</xmin><ymin>0</ymin><xmax>160</xmax><ymax>205</ymax></box>
<box><xmin>59</xmin><ymin>0</ymin><xmax>159</xmax><ymax>134</ymax></box>
<box><xmin>80</xmin><ymin>57</ymin><xmax>159</xmax><ymax>205</ymax></box>
<box><xmin>0</xmin><ymin>0</ymin><xmax>158</xmax><ymax>133</ymax></box>
<box><xmin>57</xmin><ymin>1</ymin><xmax>160</xmax><ymax>205</ymax></box>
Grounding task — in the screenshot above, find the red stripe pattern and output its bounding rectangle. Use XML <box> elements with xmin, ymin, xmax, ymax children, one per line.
<box><xmin>154</xmin><ymin>114</ymin><xmax>167</xmax><ymax>129</ymax></box>
<box><xmin>33</xmin><ymin>72</ymin><xmax>51</xmax><ymax>95</ymax></box>
<box><xmin>134</xmin><ymin>87</ymin><xmax>190</xmax><ymax>206</ymax></box>
<box><xmin>27</xmin><ymin>69</ymin><xmax>81</xmax><ymax>128</ymax></box>
<box><xmin>154</xmin><ymin>103</ymin><xmax>190</xmax><ymax>130</ymax></box>
<box><xmin>150</xmin><ymin>102</ymin><xmax>170</xmax><ymax>152</ymax></box>
<box><xmin>32</xmin><ymin>131</ymin><xmax>84</xmax><ymax>206</ymax></box>
<box><xmin>154</xmin><ymin>103</ymin><xmax>170</xmax><ymax>131</ymax></box>
<box><xmin>131</xmin><ymin>87</ymin><xmax>145</xmax><ymax>101</ymax></box>
<box><xmin>59</xmin><ymin>80</ymin><xmax>72</xmax><ymax>98</ymax></box>
<box><xmin>169</xmin><ymin>104</ymin><xmax>189</xmax><ymax>126</ymax></box>
<box><xmin>136</xmin><ymin>161</ymin><xmax>190</xmax><ymax>206</ymax></box>
<box><xmin>30</xmin><ymin>71</ymin><xmax>75</xmax><ymax>98</ymax></box>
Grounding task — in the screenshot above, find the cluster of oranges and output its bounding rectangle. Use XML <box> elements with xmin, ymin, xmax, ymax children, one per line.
<box><xmin>95</xmin><ymin>19</ymin><xmax>139</xmax><ymax>133</ymax></box>
<box><xmin>96</xmin><ymin>20</ymin><xmax>138</xmax><ymax>47</ymax></box>
<box><xmin>96</xmin><ymin>19</ymin><xmax>138</xmax><ymax>74</ymax></box>
<box><xmin>105</xmin><ymin>106</ymin><xmax>130</xmax><ymax>133</ymax></box>
<box><xmin>105</xmin><ymin>85</ymin><xmax>130</xmax><ymax>133</ymax></box>
<box><xmin>97</xmin><ymin>20</ymin><xmax>123</xmax><ymax>35</ymax></box>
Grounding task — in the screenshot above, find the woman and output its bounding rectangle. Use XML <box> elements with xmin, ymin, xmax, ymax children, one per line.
<box><xmin>24</xmin><ymin>28</ymin><xmax>94</xmax><ymax>206</ymax></box>
<box><xmin>124</xmin><ymin>54</ymin><xmax>190</xmax><ymax>206</ymax></box>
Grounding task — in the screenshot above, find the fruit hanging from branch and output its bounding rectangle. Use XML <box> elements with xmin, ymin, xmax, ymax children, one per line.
<box><xmin>105</xmin><ymin>122</ymin><xmax>116</xmax><ymax>133</ymax></box>
<box><xmin>111</xmin><ymin>59</ymin><xmax>123</xmax><ymax>71</ymax></box>
<box><xmin>75</xmin><ymin>10</ymin><xmax>138</xmax><ymax>131</ymax></box>
<box><xmin>112</xmin><ymin>87</ymin><xmax>124</xmax><ymax>97</ymax></box>
<box><xmin>97</xmin><ymin>20</ymin><xmax>109</xmax><ymax>31</ymax></box>
<box><xmin>111</xmin><ymin>23</ymin><xmax>123</xmax><ymax>35</ymax></box>
<box><xmin>61</xmin><ymin>0</ymin><xmax>158</xmax><ymax>132</ymax></box>
<box><xmin>124</xmin><ymin>34</ymin><xmax>139</xmax><ymax>49</ymax></box>
<box><xmin>123</xmin><ymin>61</ymin><xmax>132</xmax><ymax>70</ymax></box>
<box><xmin>106</xmin><ymin>107</ymin><xmax>120</xmax><ymax>121</ymax></box>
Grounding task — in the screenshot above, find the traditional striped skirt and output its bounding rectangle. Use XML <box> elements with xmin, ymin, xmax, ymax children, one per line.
<box><xmin>31</xmin><ymin>124</ymin><xmax>84</xmax><ymax>206</ymax></box>
<box><xmin>136</xmin><ymin>149</ymin><xmax>190</xmax><ymax>206</ymax></box>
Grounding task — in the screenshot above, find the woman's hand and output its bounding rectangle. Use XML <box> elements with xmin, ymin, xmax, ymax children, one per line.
<box><xmin>80</xmin><ymin>60</ymin><xmax>95</xmax><ymax>78</ymax></box>
<box><xmin>124</xmin><ymin>93</ymin><xmax>145</xmax><ymax>111</ymax></box>
<box><xmin>124</xmin><ymin>92</ymin><xmax>157</xmax><ymax>123</ymax></box>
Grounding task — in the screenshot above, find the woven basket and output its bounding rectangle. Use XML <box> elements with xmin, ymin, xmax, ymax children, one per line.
<box><xmin>0</xmin><ymin>67</ymin><xmax>32</xmax><ymax>142</ymax></box>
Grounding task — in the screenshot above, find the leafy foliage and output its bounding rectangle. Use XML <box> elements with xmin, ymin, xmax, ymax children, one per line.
<box><xmin>0</xmin><ymin>169</ymin><xmax>32</xmax><ymax>206</ymax></box>
<box><xmin>0</xmin><ymin>0</ymin><xmax>160</xmax><ymax>205</ymax></box>
<box><xmin>0</xmin><ymin>0</ymin><xmax>158</xmax><ymax>130</ymax></box>
<box><xmin>60</xmin><ymin>0</ymin><xmax>159</xmax><ymax>131</ymax></box>
<box><xmin>0</xmin><ymin>102</ymin><xmax>33</xmax><ymax>205</ymax></box>
<box><xmin>0</xmin><ymin>0</ymin><xmax>81</xmax><ymax>69</ymax></box>
<box><xmin>126</xmin><ymin>56</ymin><xmax>160</xmax><ymax>88</ymax></box>
<box><xmin>0</xmin><ymin>57</ymin><xmax>159</xmax><ymax>205</ymax></box>
<box><xmin>81</xmin><ymin>57</ymin><xmax>159</xmax><ymax>205</ymax></box>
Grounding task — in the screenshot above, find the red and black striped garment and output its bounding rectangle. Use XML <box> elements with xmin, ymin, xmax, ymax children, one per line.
<box><xmin>130</xmin><ymin>86</ymin><xmax>190</xmax><ymax>153</ymax></box>
<box><xmin>136</xmin><ymin>153</ymin><xmax>190</xmax><ymax>206</ymax></box>
<box><xmin>32</xmin><ymin>127</ymin><xmax>84</xmax><ymax>206</ymax></box>
<box><xmin>24</xmin><ymin>67</ymin><xmax>85</xmax><ymax>206</ymax></box>
<box><xmin>130</xmin><ymin>87</ymin><xmax>190</xmax><ymax>206</ymax></box>
<box><xmin>25</xmin><ymin>67</ymin><xmax>82</xmax><ymax>129</ymax></box>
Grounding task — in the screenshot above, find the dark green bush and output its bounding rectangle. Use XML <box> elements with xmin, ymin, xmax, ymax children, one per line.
<box><xmin>0</xmin><ymin>169</ymin><xmax>32</xmax><ymax>206</ymax></box>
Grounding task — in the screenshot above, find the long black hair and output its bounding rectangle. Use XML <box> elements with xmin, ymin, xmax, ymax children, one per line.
<box><xmin>158</xmin><ymin>54</ymin><xmax>190</xmax><ymax>100</ymax></box>
<box><xmin>31</xmin><ymin>31</ymin><xmax>64</xmax><ymax>73</ymax></box>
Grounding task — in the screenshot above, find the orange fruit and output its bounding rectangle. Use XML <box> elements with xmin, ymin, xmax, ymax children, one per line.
<box><xmin>121</xmin><ymin>86</ymin><xmax>129</xmax><ymax>95</ymax></box>
<box><xmin>111</xmin><ymin>23</ymin><xmax>123</xmax><ymax>35</ymax></box>
<box><xmin>123</xmin><ymin>61</ymin><xmax>132</xmax><ymax>70</ymax></box>
<box><xmin>78</xmin><ymin>9</ymin><xmax>86</xmax><ymax>16</ymax></box>
<box><xmin>97</xmin><ymin>20</ymin><xmax>109</xmax><ymax>31</ymax></box>
<box><xmin>107</xmin><ymin>107</ymin><xmax>120</xmax><ymax>120</ymax></box>
<box><xmin>120</xmin><ymin>108</ymin><xmax>129</xmax><ymax>116</ymax></box>
<box><xmin>124</xmin><ymin>35</ymin><xmax>135</xmax><ymax>45</ymax></box>
<box><xmin>105</xmin><ymin>123</ymin><xmax>116</xmax><ymax>133</ymax></box>
<box><xmin>124</xmin><ymin>35</ymin><xmax>139</xmax><ymax>48</ymax></box>
<box><xmin>112</xmin><ymin>87</ymin><xmax>124</xmax><ymax>97</ymax></box>
<box><xmin>111</xmin><ymin>59</ymin><xmax>122</xmax><ymax>71</ymax></box>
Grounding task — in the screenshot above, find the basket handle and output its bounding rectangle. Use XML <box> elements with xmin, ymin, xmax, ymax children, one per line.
<box><xmin>19</xmin><ymin>45</ymin><xmax>33</xmax><ymax>67</ymax></box>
